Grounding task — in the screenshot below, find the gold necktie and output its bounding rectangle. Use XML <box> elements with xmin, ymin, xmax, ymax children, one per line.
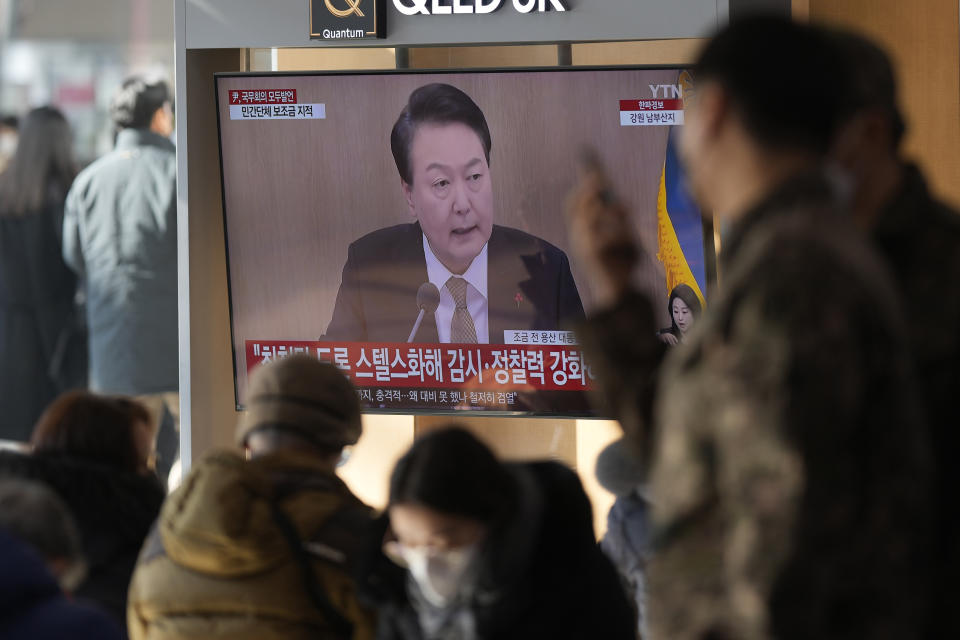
<box><xmin>446</xmin><ymin>276</ymin><xmax>478</xmax><ymax>344</ymax></box>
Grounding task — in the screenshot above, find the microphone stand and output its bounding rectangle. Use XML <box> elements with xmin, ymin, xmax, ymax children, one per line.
<box><xmin>409</xmin><ymin>282</ymin><xmax>440</xmax><ymax>343</ymax></box>
<box><xmin>407</xmin><ymin>308</ymin><xmax>426</xmax><ymax>343</ymax></box>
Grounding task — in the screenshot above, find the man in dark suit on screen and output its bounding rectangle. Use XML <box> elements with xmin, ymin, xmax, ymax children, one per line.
<box><xmin>324</xmin><ymin>83</ymin><xmax>584</xmax><ymax>344</ymax></box>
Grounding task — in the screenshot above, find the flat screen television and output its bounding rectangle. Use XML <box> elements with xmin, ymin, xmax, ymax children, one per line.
<box><xmin>215</xmin><ymin>66</ymin><xmax>713</xmax><ymax>417</ymax></box>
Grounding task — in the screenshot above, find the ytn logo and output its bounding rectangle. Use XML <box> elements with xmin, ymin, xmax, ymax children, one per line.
<box><xmin>393</xmin><ymin>0</ymin><xmax>566</xmax><ymax>16</ymax></box>
<box><xmin>650</xmin><ymin>84</ymin><xmax>682</xmax><ymax>99</ymax></box>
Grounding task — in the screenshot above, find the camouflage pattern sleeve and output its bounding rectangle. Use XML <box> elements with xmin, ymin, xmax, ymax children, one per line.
<box><xmin>645</xmin><ymin>210</ymin><xmax>931</xmax><ymax>640</ymax></box>
<box><xmin>645</xmin><ymin>290</ymin><xmax>804</xmax><ymax>640</ymax></box>
<box><xmin>576</xmin><ymin>292</ymin><xmax>666</xmax><ymax>465</ymax></box>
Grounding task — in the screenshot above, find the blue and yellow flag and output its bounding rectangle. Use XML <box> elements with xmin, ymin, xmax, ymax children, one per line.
<box><xmin>656</xmin><ymin>125</ymin><xmax>707</xmax><ymax>305</ymax></box>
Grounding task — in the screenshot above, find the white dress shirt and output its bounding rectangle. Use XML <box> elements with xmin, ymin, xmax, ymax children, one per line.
<box><xmin>422</xmin><ymin>234</ymin><xmax>489</xmax><ymax>343</ymax></box>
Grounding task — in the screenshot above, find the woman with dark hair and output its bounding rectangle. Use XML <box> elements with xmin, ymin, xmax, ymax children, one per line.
<box><xmin>360</xmin><ymin>427</ymin><xmax>635</xmax><ymax>640</ymax></box>
<box><xmin>31</xmin><ymin>391</ymin><xmax>155</xmax><ymax>474</ymax></box>
<box><xmin>0</xmin><ymin>391</ymin><xmax>164</xmax><ymax>631</ymax></box>
<box><xmin>0</xmin><ymin>106</ymin><xmax>84</xmax><ymax>443</ymax></box>
<box><xmin>656</xmin><ymin>283</ymin><xmax>702</xmax><ymax>346</ymax></box>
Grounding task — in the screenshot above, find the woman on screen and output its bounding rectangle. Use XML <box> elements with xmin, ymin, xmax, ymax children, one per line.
<box><xmin>657</xmin><ymin>283</ymin><xmax>702</xmax><ymax>346</ymax></box>
<box><xmin>359</xmin><ymin>427</ymin><xmax>634</xmax><ymax>640</ymax></box>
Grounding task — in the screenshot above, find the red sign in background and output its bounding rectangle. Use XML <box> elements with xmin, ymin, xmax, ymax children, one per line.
<box><xmin>619</xmin><ymin>99</ymin><xmax>684</xmax><ymax>111</ymax></box>
<box><xmin>228</xmin><ymin>89</ymin><xmax>298</xmax><ymax>105</ymax></box>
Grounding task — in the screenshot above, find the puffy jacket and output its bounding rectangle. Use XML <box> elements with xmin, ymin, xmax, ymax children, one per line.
<box><xmin>127</xmin><ymin>449</ymin><xmax>377</xmax><ymax>640</ymax></box>
<box><xmin>602</xmin><ymin>492</ymin><xmax>651</xmax><ymax>636</ymax></box>
<box><xmin>62</xmin><ymin>128</ymin><xmax>177</xmax><ymax>395</ymax></box>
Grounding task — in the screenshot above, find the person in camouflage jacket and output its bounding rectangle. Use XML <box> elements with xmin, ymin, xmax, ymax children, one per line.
<box><xmin>569</xmin><ymin>17</ymin><xmax>932</xmax><ymax>640</ymax></box>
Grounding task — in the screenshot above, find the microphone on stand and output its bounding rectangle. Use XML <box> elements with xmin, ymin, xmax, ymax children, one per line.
<box><xmin>408</xmin><ymin>282</ymin><xmax>441</xmax><ymax>343</ymax></box>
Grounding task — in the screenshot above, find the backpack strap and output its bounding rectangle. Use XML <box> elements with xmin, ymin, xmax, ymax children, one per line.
<box><xmin>270</xmin><ymin>501</ymin><xmax>355</xmax><ymax>639</ymax></box>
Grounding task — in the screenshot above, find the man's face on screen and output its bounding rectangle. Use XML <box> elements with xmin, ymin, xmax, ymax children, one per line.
<box><xmin>402</xmin><ymin>122</ymin><xmax>494</xmax><ymax>275</ymax></box>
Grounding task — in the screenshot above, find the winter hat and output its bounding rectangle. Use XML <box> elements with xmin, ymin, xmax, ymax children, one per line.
<box><xmin>236</xmin><ymin>355</ymin><xmax>362</xmax><ymax>450</ymax></box>
<box><xmin>595</xmin><ymin>438</ymin><xmax>646</xmax><ymax>497</ymax></box>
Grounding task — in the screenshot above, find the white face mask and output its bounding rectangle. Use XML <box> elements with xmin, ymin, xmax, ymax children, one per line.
<box><xmin>392</xmin><ymin>543</ymin><xmax>478</xmax><ymax>608</ymax></box>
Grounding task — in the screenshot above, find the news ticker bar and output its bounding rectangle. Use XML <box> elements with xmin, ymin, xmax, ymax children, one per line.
<box><xmin>245</xmin><ymin>340</ymin><xmax>596</xmax><ymax>392</ymax></box>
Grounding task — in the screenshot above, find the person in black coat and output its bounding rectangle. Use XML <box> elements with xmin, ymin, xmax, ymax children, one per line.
<box><xmin>825</xmin><ymin>31</ymin><xmax>960</xmax><ymax>638</ymax></box>
<box><xmin>359</xmin><ymin>427</ymin><xmax>635</xmax><ymax>640</ymax></box>
<box><xmin>0</xmin><ymin>392</ymin><xmax>164</xmax><ymax>630</ymax></box>
<box><xmin>0</xmin><ymin>528</ymin><xmax>121</xmax><ymax>640</ymax></box>
<box><xmin>325</xmin><ymin>83</ymin><xmax>583</xmax><ymax>344</ymax></box>
<box><xmin>0</xmin><ymin>107</ymin><xmax>83</xmax><ymax>442</ymax></box>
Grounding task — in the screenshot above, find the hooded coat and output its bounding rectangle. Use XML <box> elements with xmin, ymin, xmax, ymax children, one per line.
<box><xmin>127</xmin><ymin>449</ymin><xmax>376</xmax><ymax>640</ymax></box>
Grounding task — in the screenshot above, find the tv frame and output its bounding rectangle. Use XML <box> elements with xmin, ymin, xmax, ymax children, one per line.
<box><xmin>213</xmin><ymin>65</ymin><xmax>717</xmax><ymax>418</ymax></box>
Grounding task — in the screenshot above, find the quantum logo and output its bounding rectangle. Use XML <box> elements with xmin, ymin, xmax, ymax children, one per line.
<box><xmin>325</xmin><ymin>0</ymin><xmax>365</xmax><ymax>18</ymax></box>
<box><xmin>311</xmin><ymin>0</ymin><xmax>384</xmax><ymax>39</ymax></box>
<box><xmin>393</xmin><ymin>0</ymin><xmax>566</xmax><ymax>16</ymax></box>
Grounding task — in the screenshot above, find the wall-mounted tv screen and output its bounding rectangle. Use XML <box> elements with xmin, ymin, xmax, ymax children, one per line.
<box><xmin>215</xmin><ymin>67</ymin><xmax>711</xmax><ymax>417</ymax></box>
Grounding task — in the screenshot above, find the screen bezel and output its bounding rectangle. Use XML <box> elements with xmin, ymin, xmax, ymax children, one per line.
<box><xmin>213</xmin><ymin>65</ymin><xmax>716</xmax><ymax>418</ymax></box>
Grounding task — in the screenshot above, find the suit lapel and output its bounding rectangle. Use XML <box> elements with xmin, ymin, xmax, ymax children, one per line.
<box><xmin>363</xmin><ymin>222</ymin><xmax>441</xmax><ymax>343</ymax></box>
<box><xmin>487</xmin><ymin>226</ymin><xmax>539</xmax><ymax>343</ymax></box>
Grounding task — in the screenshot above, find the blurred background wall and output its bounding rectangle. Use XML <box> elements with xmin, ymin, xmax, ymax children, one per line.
<box><xmin>798</xmin><ymin>0</ymin><xmax>960</xmax><ymax>208</ymax></box>
<box><xmin>0</xmin><ymin>0</ymin><xmax>174</xmax><ymax>164</ymax></box>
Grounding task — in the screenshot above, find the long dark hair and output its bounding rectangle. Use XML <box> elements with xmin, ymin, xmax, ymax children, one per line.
<box><xmin>0</xmin><ymin>106</ymin><xmax>75</xmax><ymax>217</ymax></box>
<box><xmin>389</xmin><ymin>426</ymin><xmax>516</xmax><ymax>525</ymax></box>
<box><xmin>667</xmin><ymin>283</ymin><xmax>702</xmax><ymax>334</ymax></box>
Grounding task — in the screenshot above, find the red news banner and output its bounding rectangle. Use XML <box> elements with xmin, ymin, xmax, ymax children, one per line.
<box><xmin>226</xmin><ymin>89</ymin><xmax>324</xmax><ymax>121</ymax></box>
<box><xmin>619</xmin><ymin>98</ymin><xmax>685</xmax><ymax>126</ymax></box>
<box><xmin>245</xmin><ymin>341</ymin><xmax>595</xmax><ymax>392</ymax></box>
<box><xmin>227</xmin><ymin>89</ymin><xmax>298</xmax><ymax>104</ymax></box>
